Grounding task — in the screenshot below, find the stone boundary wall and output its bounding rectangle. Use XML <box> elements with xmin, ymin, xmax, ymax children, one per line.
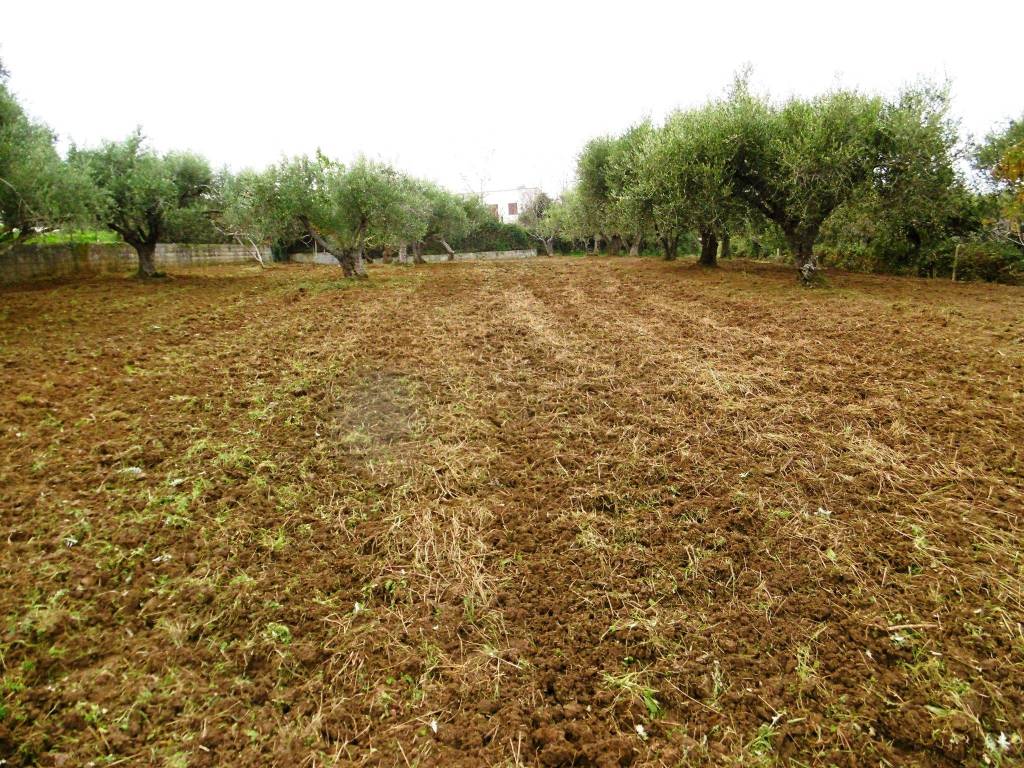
<box><xmin>1</xmin><ymin>244</ymin><xmax>538</xmax><ymax>284</ymax></box>
<box><xmin>0</xmin><ymin>243</ymin><xmax>271</xmax><ymax>284</ymax></box>
<box><xmin>290</xmin><ymin>248</ymin><xmax>538</xmax><ymax>266</ymax></box>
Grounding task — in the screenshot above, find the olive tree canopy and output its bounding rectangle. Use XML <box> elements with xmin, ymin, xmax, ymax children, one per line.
<box><xmin>227</xmin><ymin>154</ymin><xmax>414</xmax><ymax>278</ymax></box>
<box><xmin>419</xmin><ymin>183</ymin><xmax>471</xmax><ymax>259</ymax></box>
<box><xmin>727</xmin><ymin>87</ymin><xmax>890</xmax><ymax>280</ymax></box>
<box><xmin>517</xmin><ymin>191</ymin><xmax>558</xmax><ymax>255</ymax></box>
<box><xmin>0</xmin><ymin>73</ymin><xmax>92</xmax><ymax>252</ymax></box>
<box><xmin>605</xmin><ymin>121</ymin><xmax>659</xmax><ymax>257</ymax></box>
<box><xmin>976</xmin><ymin>113</ymin><xmax>1024</xmax><ymax>246</ymax></box>
<box><xmin>642</xmin><ymin>104</ymin><xmax>743</xmax><ymax>264</ymax></box>
<box><xmin>70</xmin><ymin>131</ymin><xmax>213</xmax><ymax>277</ymax></box>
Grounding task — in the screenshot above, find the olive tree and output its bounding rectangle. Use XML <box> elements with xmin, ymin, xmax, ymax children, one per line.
<box><xmin>384</xmin><ymin>175</ymin><xmax>430</xmax><ymax>264</ymax></box>
<box><xmin>579</xmin><ymin>121</ymin><xmax>694</xmax><ymax>260</ymax></box>
<box><xmin>0</xmin><ymin>72</ymin><xmax>91</xmax><ymax>251</ymax></box>
<box><xmin>517</xmin><ymin>191</ymin><xmax>559</xmax><ymax>255</ymax></box>
<box><xmin>70</xmin><ymin>131</ymin><xmax>213</xmax><ymax>277</ymax></box>
<box><xmin>553</xmin><ymin>188</ymin><xmax>600</xmax><ymax>252</ymax></box>
<box><xmin>605</xmin><ymin>121</ymin><xmax>660</xmax><ymax>257</ymax></box>
<box><xmin>642</xmin><ymin>104</ymin><xmax>742</xmax><ymax>265</ymax></box>
<box><xmin>976</xmin><ymin>113</ymin><xmax>1024</xmax><ymax>246</ymax></box>
<box><xmin>729</xmin><ymin>81</ymin><xmax>975</xmax><ymax>281</ymax></box>
<box><xmin>820</xmin><ymin>85</ymin><xmax>972</xmax><ymax>273</ymax></box>
<box><xmin>213</xmin><ymin>168</ymin><xmax>296</xmax><ymax>266</ymax></box>
<box><xmin>727</xmin><ymin>86</ymin><xmax>891</xmax><ymax>281</ymax></box>
<box><xmin>419</xmin><ymin>183</ymin><xmax>470</xmax><ymax>260</ymax></box>
<box><xmin>577</xmin><ymin>136</ymin><xmax>619</xmax><ymax>253</ymax></box>
<box><xmin>237</xmin><ymin>154</ymin><xmax>412</xmax><ymax>278</ymax></box>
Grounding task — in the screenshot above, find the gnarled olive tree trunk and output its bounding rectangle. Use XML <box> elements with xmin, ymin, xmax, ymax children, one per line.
<box><xmin>719</xmin><ymin>231</ymin><xmax>731</xmax><ymax>260</ymax></box>
<box><xmin>412</xmin><ymin>241</ymin><xmax>426</xmax><ymax>265</ymax></box>
<box><xmin>607</xmin><ymin>233</ymin><xmax>624</xmax><ymax>256</ymax></box>
<box><xmin>660</xmin><ymin>234</ymin><xmax>679</xmax><ymax>261</ymax></box>
<box><xmin>301</xmin><ymin>217</ymin><xmax>368</xmax><ymax>279</ymax></box>
<box><xmin>435</xmin><ymin>237</ymin><xmax>456</xmax><ymax>261</ymax></box>
<box><xmin>352</xmin><ymin>246</ymin><xmax>368</xmax><ymax>277</ymax></box>
<box><xmin>698</xmin><ymin>228</ymin><xmax>718</xmax><ymax>267</ymax></box>
<box><xmin>132</xmin><ymin>241</ymin><xmax>160</xmax><ymax>278</ymax></box>
<box><xmin>628</xmin><ymin>234</ymin><xmax>640</xmax><ymax>257</ymax></box>
<box><xmin>330</xmin><ymin>247</ymin><xmax>363</xmax><ymax>278</ymax></box>
<box><xmin>109</xmin><ymin>221</ymin><xmax>161</xmax><ymax>279</ymax></box>
<box><xmin>786</xmin><ymin>231</ymin><xmax>818</xmax><ymax>284</ymax></box>
<box><xmin>397</xmin><ymin>243</ymin><xmax>409</xmax><ymax>264</ymax></box>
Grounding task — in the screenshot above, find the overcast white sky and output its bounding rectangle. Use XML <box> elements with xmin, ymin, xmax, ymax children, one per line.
<box><xmin>2</xmin><ymin>0</ymin><xmax>1021</xmax><ymax>196</ymax></box>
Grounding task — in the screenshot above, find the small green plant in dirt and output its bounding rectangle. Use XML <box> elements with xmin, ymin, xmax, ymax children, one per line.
<box><xmin>149</xmin><ymin>477</ymin><xmax>208</xmax><ymax>528</ymax></box>
<box><xmin>793</xmin><ymin>626</ymin><xmax>826</xmax><ymax>696</ymax></box>
<box><xmin>640</xmin><ymin>687</ymin><xmax>662</xmax><ymax>719</ymax></box>
<box><xmin>462</xmin><ymin>594</ymin><xmax>479</xmax><ymax>624</ymax></box>
<box><xmin>229</xmin><ymin>571</ymin><xmax>255</xmax><ymax>588</ymax></box>
<box><xmin>708</xmin><ymin>659</ymin><xmax>727</xmax><ymax>703</ymax></box>
<box><xmin>381</xmin><ymin>578</ymin><xmax>408</xmax><ymax>605</ymax></box>
<box><xmin>258</xmin><ymin>527</ymin><xmax>288</xmax><ymax>552</ymax></box>
<box><xmin>795</xmin><ymin>643</ymin><xmax>817</xmax><ymax>684</ymax></box>
<box><xmin>419</xmin><ymin>642</ymin><xmax>443</xmax><ymax>680</ymax></box>
<box><xmin>340</xmin><ymin>428</ymin><xmax>373</xmax><ymax>451</ymax></box>
<box><xmin>0</xmin><ymin>691</ymin><xmax>27</xmax><ymax>730</ymax></box>
<box><xmin>76</xmin><ymin>700</ymin><xmax>107</xmax><ymax>729</ymax></box>
<box><xmin>682</xmin><ymin>545</ymin><xmax>709</xmax><ymax>580</ymax></box>
<box><xmin>400</xmin><ymin>673</ymin><xmax>425</xmax><ymax>704</ymax></box>
<box><xmin>214</xmin><ymin>446</ymin><xmax>257</xmax><ymax>472</ymax></box>
<box><xmin>744</xmin><ymin>719</ymin><xmax>779</xmax><ymax>766</ymax></box>
<box><xmin>274</xmin><ymin>483</ymin><xmax>303</xmax><ymax>512</ymax></box>
<box><xmin>602</xmin><ymin>669</ymin><xmax>663</xmax><ymax>719</ymax></box>
<box><xmin>247</xmin><ymin>397</ymin><xmax>277</xmax><ymax>422</ymax></box>
<box><xmin>156</xmin><ymin>616</ymin><xmax>191</xmax><ymax>648</ymax></box>
<box><xmin>263</xmin><ymin>622</ymin><xmax>292</xmax><ymax>645</ymax></box>
<box><xmin>374</xmin><ymin>687</ymin><xmax>395</xmax><ymax>719</ymax></box>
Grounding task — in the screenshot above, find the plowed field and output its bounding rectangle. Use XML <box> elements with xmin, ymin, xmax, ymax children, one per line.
<box><xmin>2</xmin><ymin>258</ymin><xmax>1022</xmax><ymax>767</ymax></box>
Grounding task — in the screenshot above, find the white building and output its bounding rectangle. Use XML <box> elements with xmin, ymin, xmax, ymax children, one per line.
<box><xmin>474</xmin><ymin>187</ymin><xmax>544</xmax><ymax>224</ymax></box>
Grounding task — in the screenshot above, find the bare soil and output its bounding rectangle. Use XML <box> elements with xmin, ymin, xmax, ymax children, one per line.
<box><xmin>1</xmin><ymin>257</ymin><xmax>1022</xmax><ymax>767</ymax></box>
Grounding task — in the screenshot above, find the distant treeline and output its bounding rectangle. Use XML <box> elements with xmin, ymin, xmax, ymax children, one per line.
<box><xmin>2</xmin><ymin>60</ymin><xmax>1022</xmax><ymax>282</ymax></box>
<box><xmin>515</xmin><ymin>75</ymin><xmax>1024</xmax><ymax>283</ymax></box>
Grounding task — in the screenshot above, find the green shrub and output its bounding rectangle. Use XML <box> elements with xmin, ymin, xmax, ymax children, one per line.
<box><xmin>449</xmin><ymin>220</ymin><xmax>532</xmax><ymax>252</ymax></box>
<box><xmin>949</xmin><ymin>241</ymin><xmax>1024</xmax><ymax>283</ymax></box>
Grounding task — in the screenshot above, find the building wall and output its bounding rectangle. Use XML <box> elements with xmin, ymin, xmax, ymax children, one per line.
<box><xmin>479</xmin><ymin>187</ymin><xmax>543</xmax><ymax>224</ymax></box>
<box><xmin>0</xmin><ymin>243</ymin><xmax>270</xmax><ymax>284</ymax></box>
